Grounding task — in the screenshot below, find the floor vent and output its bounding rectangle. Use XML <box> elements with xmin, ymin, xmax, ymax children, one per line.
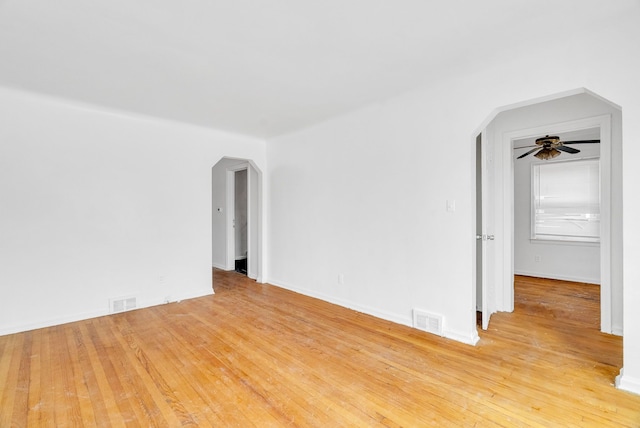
<box><xmin>110</xmin><ymin>296</ymin><xmax>137</xmax><ymax>314</ymax></box>
<box><xmin>413</xmin><ymin>309</ymin><xmax>443</xmax><ymax>336</ymax></box>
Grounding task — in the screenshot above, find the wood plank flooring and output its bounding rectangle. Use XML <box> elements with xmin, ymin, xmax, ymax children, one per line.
<box><xmin>1</xmin><ymin>272</ymin><xmax>639</xmax><ymax>426</ymax></box>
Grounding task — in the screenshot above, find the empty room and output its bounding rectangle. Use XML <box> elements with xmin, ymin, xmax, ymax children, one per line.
<box><xmin>1</xmin><ymin>1</ymin><xmax>640</xmax><ymax>426</ymax></box>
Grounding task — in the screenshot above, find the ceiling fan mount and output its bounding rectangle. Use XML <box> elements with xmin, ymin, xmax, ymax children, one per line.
<box><xmin>516</xmin><ymin>134</ymin><xmax>600</xmax><ymax>160</ymax></box>
<box><xmin>535</xmin><ymin>135</ymin><xmax>561</xmax><ymax>146</ymax></box>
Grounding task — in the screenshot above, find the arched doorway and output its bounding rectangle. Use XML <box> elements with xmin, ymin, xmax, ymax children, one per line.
<box><xmin>476</xmin><ymin>89</ymin><xmax>622</xmax><ymax>335</ymax></box>
<box><xmin>212</xmin><ymin>157</ymin><xmax>263</xmax><ymax>283</ymax></box>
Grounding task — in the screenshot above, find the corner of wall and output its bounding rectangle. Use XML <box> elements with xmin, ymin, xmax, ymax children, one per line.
<box><xmin>616</xmin><ymin>369</ymin><xmax>640</xmax><ymax>396</ymax></box>
<box><xmin>443</xmin><ymin>328</ymin><xmax>481</xmax><ymax>346</ymax></box>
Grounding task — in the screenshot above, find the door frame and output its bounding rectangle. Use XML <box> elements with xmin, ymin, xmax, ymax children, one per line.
<box><xmin>495</xmin><ymin>114</ymin><xmax>613</xmax><ymax>332</ymax></box>
<box><xmin>229</xmin><ymin>167</ymin><xmax>249</xmax><ymax>273</ymax></box>
<box><xmin>225</xmin><ymin>161</ymin><xmax>262</xmax><ymax>281</ymax></box>
<box><xmin>225</xmin><ymin>164</ymin><xmax>243</xmax><ymax>271</ymax></box>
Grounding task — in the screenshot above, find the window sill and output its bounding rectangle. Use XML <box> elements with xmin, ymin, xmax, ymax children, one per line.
<box><xmin>530</xmin><ymin>237</ymin><xmax>600</xmax><ymax>247</ymax></box>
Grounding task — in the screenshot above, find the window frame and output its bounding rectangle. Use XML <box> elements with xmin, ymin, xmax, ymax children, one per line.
<box><xmin>530</xmin><ymin>157</ymin><xmax>601</xmax><ymax>244</ymax></box>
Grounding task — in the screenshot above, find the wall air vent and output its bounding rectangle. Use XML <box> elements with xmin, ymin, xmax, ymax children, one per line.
<box><xmin>413</xmin><ymin>309</ymin><xmax>443</xmax><ymax>336</ymax></box>
<box><xmin>109</xmin><ymin>296</ymin><xmax>137</xmax><ymax>314</ymax></box>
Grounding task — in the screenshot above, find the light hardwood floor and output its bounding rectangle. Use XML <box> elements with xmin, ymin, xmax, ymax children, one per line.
<box><xmin>1</xmin><ymin>272</ymin><xmax>638</xmax><ymax>426</ymax></box>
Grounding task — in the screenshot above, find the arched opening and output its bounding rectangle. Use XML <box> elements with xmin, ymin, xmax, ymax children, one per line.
<box><xmin>475</xmin><ymin>88</ymin><xmax>622</xmax><ymax>335</ymax></box>
<box><xmin>212</xmin><ymin>157</ymin><xmax>263</xmax><ymax>286</ymax></box>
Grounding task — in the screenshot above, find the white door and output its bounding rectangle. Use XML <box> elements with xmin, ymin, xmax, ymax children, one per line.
<box><xmin>477</xmin><ymin>131</ymin><xmax>495</xmax><ymax>330</ymax></box>
<box><xmin>475</xmin><ymin>134</ymin><xmax>483</xmax><ymax>314</ymax></box>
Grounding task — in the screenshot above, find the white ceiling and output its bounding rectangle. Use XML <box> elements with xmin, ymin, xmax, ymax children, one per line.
<box><xmin>0</xmin><ymin>1</ymin><xmax>628</xmax><ymax>138</ymax></box>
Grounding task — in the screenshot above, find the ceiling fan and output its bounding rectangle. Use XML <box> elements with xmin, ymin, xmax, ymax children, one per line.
<box><xmin>515</xmin><ymin>135</ymin><xmax>600</xmax><ymax>160</ymax></box>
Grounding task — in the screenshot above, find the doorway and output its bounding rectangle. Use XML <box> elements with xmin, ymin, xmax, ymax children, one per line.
<box><xmin>212</xmin><ymin>157</ymin><xmax>263</xmax><ymax>282</ymax></box>
<box><xmin>233</xmin><ymin>169</ymin><xmax>248</xmax><ymax>275</ymax></box>
<box><xmin>476</xmin><ymin>89</ymin><xmax>622</xmax><ymax>335</ymax></box>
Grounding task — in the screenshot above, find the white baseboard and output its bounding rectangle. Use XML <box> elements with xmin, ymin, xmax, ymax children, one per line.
<box><xmin>0</xmin><ymin>308</ymin><xmax>109</xmax><ymax>337</ymax></box>
<box><xmin>212</xmin><ymin>262</ymin><xmax>229</xmax><ymax>270</ymax></box>
<box><xmin>514</xmin><ymin>270</ymin><xmax>600</xmax><ymax>285</ymax></box>
<box><xmin>0</xmin><ymin>288</ymin><xmax>214</xmax><ymax>337</ymax></box>
<box><xmin>268</xmin><ymin>277</ymin><xmax>411</xmax><ymax>326</ymax></box>
<box><xmin>444</xmin><ymin>328</ymin><xmax>481</xmax><ymax>346</ymax></box>
<box><xmin>616</xmin><ymin>369</ymin><xmax>640</xmax><ymax>396</ymax></box>
<box><xmin>144</xmin><ymin>288</ymin><xmax>215</xmax><ymax>306</ymax></box>
<box><xmin>268</xmin><ymin>277</ymin><xmax>479</xmax><ymax>346</ymax></box>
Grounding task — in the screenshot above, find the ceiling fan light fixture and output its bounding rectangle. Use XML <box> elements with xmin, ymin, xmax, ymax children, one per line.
<box><xmin>515</xmin><ymin>134</ymin><xmax>599</xmax><ymax>160</ymax></box>
<box><xmin>534</xmin><ymin>147</ymin><xmax>561</xmax><ymax>160</ymax></box>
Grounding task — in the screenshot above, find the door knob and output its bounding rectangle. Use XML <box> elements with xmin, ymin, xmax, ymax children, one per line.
<box><xmin>476</xmin><ymin>234</ymin><xmax>495</xmax><ymax>241</ymax></box>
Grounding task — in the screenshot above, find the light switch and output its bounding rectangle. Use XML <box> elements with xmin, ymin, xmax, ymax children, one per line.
<box><xmin>446</xmin><ymin>200</ymin><xmax>456</xmax><ymax>212</ymax></box>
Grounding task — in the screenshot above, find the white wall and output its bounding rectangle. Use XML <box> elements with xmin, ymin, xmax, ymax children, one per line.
<box><xmin>267</xmin><ymin>5</ymin><xmax>640</xmax><ymax>393</ymax></box>
<box><xmin>267</xmin><ymin>83</ymin><xmax>486</xmax><ymax>344</ymax></box>
<box><xmin>0</xmin><ymin>87</ymin><xmax>266</xmax><ymax>335</ymax></box>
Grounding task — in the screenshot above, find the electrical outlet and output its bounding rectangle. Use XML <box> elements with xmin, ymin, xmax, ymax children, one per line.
<box><xmin>534</xmin><ymin>255</ymin><xmax>541</xmax><ymax>262</ymax></box>
<box><xmin>338</xmin><ymin>274</ymin><xmax>345</xmax><ymax>285</ymax></box>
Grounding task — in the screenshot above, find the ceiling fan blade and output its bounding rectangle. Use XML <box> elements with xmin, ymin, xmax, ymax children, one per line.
<box><xmin>557</xmin><ymin>145</ymin><xmax>580</xmax><ymax>154</ymax></box>
<box><xmin>517</xmin><ymin>147</ymin><xmax>540</xmax><ymax>159</ymax></box>
<box><xmin>562</xmin><ymin>140</ymin><xmax>600</xmax><ymax>145</ymax></box>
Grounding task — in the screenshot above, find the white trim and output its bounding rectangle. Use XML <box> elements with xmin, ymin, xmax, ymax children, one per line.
<box><xmin>471</xmin><ymin>133</ymin><xmax>479</xmax><ymax>316</ymax></box>
<box><xmin>225</xmin><ymin>169</ymin><xmax>236</xmax><ymax>270</ymax></box>
<box><xmin>499</xmin><ymin>114</ymin><xmax>613</xmax><ymax>333</ymax></box>
<box><xmin>444</xmin><ymin>329</ymin><xmax>480</xmax><ymax>346</ymax></box>
<box><xmin>227</xmin><ymin>161</ymin><xmax>250</xmax><ymax>272</ymax></box>
<box><xmin>0</xmin><ymin>289</ymin><xmax>214</xmax><ymax>337</ymax></box>
<box><xmin>247</xmin><ymin>160</ymin><xmax>265</xmax><ymax>283</ymax></box>
<box><xmin>227</xmin><ymin>162</ymin><xmax>250</xmax><ymax>172</ymax></box>
<box><xmin>246</xmin><ymin>166</ymin><xmax>256</xmax><ymax>280</ymax></box>
<box><xmin>529</xmin><ymin>237</ymin><xmax>601</xmax><ymax>246</ymax></box>
<box><xmin>514</xmin><ymin>270</ymin><xmax>599</xmax><ymax>285</ymax></box>
<box><xmin>269</xmin><ymin>277</ymin><xmax>410</xmax><ymax>325</ymax></box>
<box><xmin>480</xmin><ymin>129</ymin><xmax>491</xmax><ymax>330</ymax></box>
<box><xmin>529</xmin><ymin>157</ymin><xmax>601</xmax><ymax>243</ymax></box>
<box><xmin>471</xmin><ymin>87</ymin><xmax>621</xmax><ymax>138</ymax></box>
<box><xmin>616</xmin><ymin>369</ymin><xmax>640</xmax><ymax>396</ymax></box>
<box><xmin>269</xmin><ymin>278</ymin><xmax>480</xmax><ymax>346</ymax></box>
<box><xmin>0</xmin><ymin>309</ymin><xmax>109</xmax><ymax>336</ymax></box>
<box><xmin>599</xmin><ymin>116</ymin><xmax>613</xmax><ymax>334</ymax></box>
<box><xmin>503</xmin><ymin>126</ymin><xmax>515</xmax><ymax>312</ymax></box>
<box><xmin>219</xmin><ymin>159</ymin><xmax>264</xmax><ymax>282</ymax></box>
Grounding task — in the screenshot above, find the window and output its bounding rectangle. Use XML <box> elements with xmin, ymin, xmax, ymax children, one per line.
<box><xmin>532</xmin><ymin>158</ymin><xmax>600</xmax><ymax>243</ymax></box>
